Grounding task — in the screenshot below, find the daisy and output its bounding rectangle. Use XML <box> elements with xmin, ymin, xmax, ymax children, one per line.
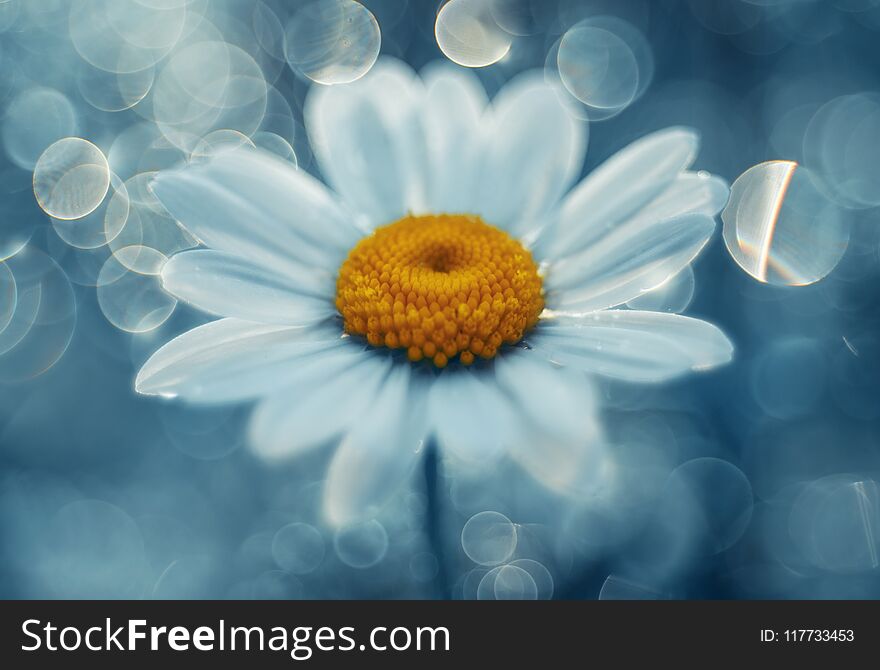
<box><xmin>135</xmin><ymin>58</ymin><xmax>733</xmax><ymax>527</ymax></box>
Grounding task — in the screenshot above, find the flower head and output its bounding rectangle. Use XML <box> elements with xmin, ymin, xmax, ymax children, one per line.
<box><xmin>136</xmin><ymin>58</ymin><xmax>733</xmax><ymax>526</ymax></box>
<box><xmin>336</xmin><ymin>213</ymin><xmax>544</xmax><ymax>367</ymax></box>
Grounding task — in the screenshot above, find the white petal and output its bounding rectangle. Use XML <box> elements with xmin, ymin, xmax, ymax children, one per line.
<box><xmin>150</xmin><ymin>148</ymin><xmax>360</xmax><ymax>275</ymax></box>
<box><xmin>248</xmin><ymin>353</ymin><xmax>392</xmax><ymax>462</ymax></box>
<box><xmin>493</xmin><ymin>351</ymin><xmax>609</xmax><ymax>496</ymax></box>
<box><xmin>545</xmin><ymin>212</ymin><xmax>715</xmax><ymax>312</ymax></box>
<box><xmin>420</xmin><ymin>61</ymin><xmax>488</xmax><ymax>213</ymax></box>
<box><xmin>527</xmin><ymin>310</ymin><xmax>734</xmax><ymax>382</ymax></box>
<box><xmin>506</xmin><ymin>426</ymin><xmax>611</xmax><ymax>498</ymax></box>
<box><xmin>135</xmin><ymin>318</ymin><xmax>351</xmax><ymax>402</ymax></box>
<box><xmin>474</xmin><ymin>72</ymin><xmax>586</xmax><ymax>236</ymax></box>
<box><xmin>494</xmin><ymin>349</ymin><xmax>598</xmax><ymax>443</ymax></box>
<box><xmin>427</xmin><ymin>369</ymin><xmax>522</xmax><ymax>463</ymax></box>
<box><xmin>323</xmin><ymin>365</ymin><xmax>427</xmax><ymax>527</ymax></box>
<box><xmin>305</xmin><ymin>58</ymin><xmax>428</xmax><ymax>227</ymax></box>
<box><xmin>535</xmin><ymin>127</ymin><xmax>699</xmax><ymax>260</ymax></box>
<box><xmin>161</xmin><ymin>250</ymin><xmax>336</xmax><ymax>326</ymax></box>
<box><xmin>636</xmin><ymin>172</ymin><xmax>729</xmax><ymax>222</ymax></box>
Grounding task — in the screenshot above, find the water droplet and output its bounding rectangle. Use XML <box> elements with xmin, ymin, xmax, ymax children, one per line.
<box><xmin>272</xmin><ymin>522</ymin><xmax>326</xmax><ymax>575</ymax></box>
<box><xmin>461</xmin><ymin>510</ymin><xmax>517</xmax><ymax>565</ymax></box>
<box><xmin>33</xmin><ymin>138</ymin><xmax>110</xmax><ymax>221</ymax></box>
<box><xmin>722</xmin><ymin>161</ymin><xmax>849</xmax><ymax>286</ymax></box>
<box><xmin>285</xmin><ymin>0</ymin><xmax>381</xmax><ymax>84</ymax></box>
<box><xmin>334</xmin><ymin>520</ymin><xmax>388</xmax><ymax>569</ymax></box>
<box><xmin>435</xmin><ymin>0</ymin><xmax>511</xmax><ymax>68</ymax></box>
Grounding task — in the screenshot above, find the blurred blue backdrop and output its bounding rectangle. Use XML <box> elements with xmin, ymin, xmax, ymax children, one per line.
<box><xmin>2</xmin><ymin>0</ymin><xmax>880</xmax><ymax>599</ymax></box>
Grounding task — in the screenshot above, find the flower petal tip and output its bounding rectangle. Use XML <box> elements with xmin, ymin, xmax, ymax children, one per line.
<box><xmin>695</xmin><ymin>324</ymin><xmax>735</xmax><ymax>371</ymax></box>
<box><xmin>133</xmin><ymin>369</ymin><xmax>157</xmax><ymax>397</ymax></box>
<box><xmin>667</xmin><ymin>125</ymin><xmax>700</xmax><ymax>145</ymax></box>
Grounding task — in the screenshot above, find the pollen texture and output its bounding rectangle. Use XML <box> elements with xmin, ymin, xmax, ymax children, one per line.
<box><xmin>335</xmin><ymin>214</ymin><xmax>544</xmax><ymax>368</ymax></box>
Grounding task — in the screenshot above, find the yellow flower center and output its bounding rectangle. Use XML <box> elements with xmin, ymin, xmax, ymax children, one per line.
<box><xmin>335</xmin><ymin>214</ymin><xmax>544</xmax><ymax>368</ymax></box>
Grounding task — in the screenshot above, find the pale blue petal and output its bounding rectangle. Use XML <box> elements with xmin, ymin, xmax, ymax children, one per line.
<box><xmin>527</xmin><ymin>310</ymin><xmax>734</xmax><ymax>382</ymax></box>
<box><xmin>626</xmin><ymin>172</ymin><xmax>729</xmax><ymax>229</ymax></box>
<box><xmin>323</xmin><ymin>365</ymin><xmax>427</xmax><ymax>526</ymax></box>
<box><xmin>473</xmin><ymin>72</ymin><xmax>586</xmax><ymax>237</ymax></box>
<box><xmin>494</xmin><ymin>350</ymin><xmax>607</xmax><ymax>495</ymax></box>
<box><xmin>161</xmin><ymin>250</ymin><xmax>336</xmax><ymax>326</ymax></box>
<box><xmin>506</xmin><ymin>423</ymin><xmax>611</xmax><ymax>498</ymax></box>
<box><xmin>305</xmin><ymin>58</ymin><xmax>428</xmax><ymax>227</ymax></box>
<box><xmin>248</xmin><ymin>353</ymin><xmax>392</xmax><ymax>462</ymax></box>
<box><xmin>427</xmin><ymin>369</ymin><xmax>523</xmax><ymax>463</ymax></box>
<box><xmin>494</xmin><ymin>348</ymin><xmax>599</xmax><ymax>443</ymax></box>
<box><xmin>545</xmin><ymin>212</ymin><xmax>715</xmax><ymax>312</ymax></box>
<box><xmin>150</xmin><ymin>148</ymin><xmax>360</xmax><ymax>275</ymax></box>
<box><xmin>535</xmin><ymin>127</ymin><xmax>699</xmax><ymax>260</ymax></box>
<box><xmin>135</xmin><ymin>318</ymin><xmax>349</xmax><ymax>402</ymax></box>
<box><xmin>420</xmin><ymin>61</ymin><xmax>487</xmax><ymax>213</ymax></box>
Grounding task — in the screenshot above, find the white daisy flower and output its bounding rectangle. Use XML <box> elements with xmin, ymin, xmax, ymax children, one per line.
<box><xmin>135</xmin><ymin>58</ymin><xmax>733</xmax><ymax>526</ymax></box>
